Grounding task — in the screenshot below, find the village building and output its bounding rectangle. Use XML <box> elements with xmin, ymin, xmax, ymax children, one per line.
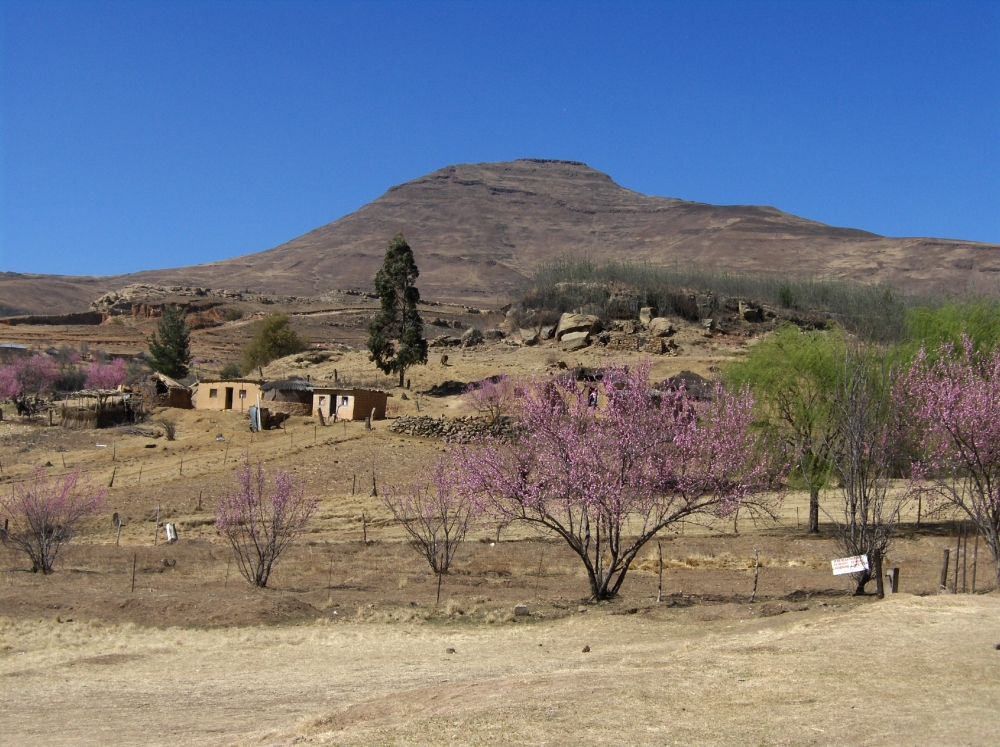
<box><xmin>312</xmin><ymin>386</ymin><xmax>387</xmax><ymax>422</ymax></box>
<box><xmin>133</xmin><ymin>372</ymin><xmax>193</xmax><ymax>409</ymax></box>
<box><xmin>192</xmin><ymin>378</ymin><xmax>264</xmax><ymax>412</ymax></box>
<box><xmin>260</xmin><ymin>378</ymin><xmax>314</xmax><ymax>416</ymax></box>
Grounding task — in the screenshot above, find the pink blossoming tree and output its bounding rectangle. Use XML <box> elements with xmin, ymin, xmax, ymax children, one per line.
<box><xmin>215</xmin><ymin>452</ymin><xmax>317</xmax><ymax>587</ymax></box>
<box><xmin>85</xmin><ymin>358</ymin><xmax>128</xmax><ymax>390</ymax></box>
<box><xmin>383</xmin><ymin>459</ymin><xmax>479</xmax><ymax>602</ymax></box>
<box><xmin>451</xmin><ymin>361</ymin><xmax>781</xmax><ymax>600</ymax></box>
<box><xmin>900</xmin><ymin>336</ymin><xmax>1000</xmax><ymax>587</ymax></box>
<box><xmin>463</xmin><ymin>374</ymin><xmax>519</xmax><ymax>422</ymax></box>
<box><xmin>0</xmin><ymin>355</ymin><xmax>59</xmax><ymax>400</ymax></box>
<box><xmin>0</xmin><ymin>469</ymin><xmax>105</xmax><ymax>574</ymax></box>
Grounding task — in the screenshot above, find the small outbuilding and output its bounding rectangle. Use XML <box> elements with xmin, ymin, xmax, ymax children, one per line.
<box><xmin>261</xmin><ymin>378</ymin><xmax>314</xmax><ymax>416</ymax></box>
<box><xmin>312</xmin><ymin>386</ymin><xmax>387</xmax><ymax>422</ymax></box>
<box><xmin>139</xmin><ymin>372</ymin><xmax>192</xmax><ymax>409</ymax></box>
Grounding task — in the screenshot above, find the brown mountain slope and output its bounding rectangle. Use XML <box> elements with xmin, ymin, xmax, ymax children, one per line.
<box><xmin>3</xmin><ymin>159</ymin><xmax>999</xmax><ymax>315</ymax></box>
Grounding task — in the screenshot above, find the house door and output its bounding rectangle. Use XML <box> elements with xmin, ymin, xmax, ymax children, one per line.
<box><xmin>225</xmin><ymin>387</ymin><xmax>234</xmax><ymax>410</ymax></box>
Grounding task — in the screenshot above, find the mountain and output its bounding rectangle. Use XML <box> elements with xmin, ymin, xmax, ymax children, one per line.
<box><xmin>3</xmin><ymin>159</ymin><xmax>999</xmax><ymax>315</ymax></box>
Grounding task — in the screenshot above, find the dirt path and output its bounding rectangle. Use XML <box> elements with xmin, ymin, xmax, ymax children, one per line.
<box><xmin>2</xmin><ymin>594</ymin><xmax>998</xmax><ymax>746</ymax></box>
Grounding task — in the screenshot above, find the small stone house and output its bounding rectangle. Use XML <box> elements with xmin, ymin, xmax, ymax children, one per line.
<box><xmin>193</xmin><ymin>378</ymin><xmax>263</xmax><ymax>412</ymax></box>
<box><xmin>143</xmin><ymin>372</ymin><xmax>192</xmax><ymax>409</ymax></box>
<box><xmin>312</xmin><ymin>387</ymin><xmax>387</xmax><ymax>422</ymax></box>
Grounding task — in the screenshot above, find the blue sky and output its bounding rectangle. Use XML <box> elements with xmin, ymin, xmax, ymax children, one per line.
<box><xmin>1</xmin><ymin>0</ymin><xmax>998</xmax><ymax>276</ymax></box>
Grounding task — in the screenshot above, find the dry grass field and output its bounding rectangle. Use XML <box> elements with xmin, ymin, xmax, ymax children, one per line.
<box><xmin>2</xmin><ymin>595</ymin><xmax>998</xmax><ymax>746</ymax></box>
<box><xmin>2</xmin><ymin>328</ymin><xmax>999</xmax><ymax>745</ymax></box>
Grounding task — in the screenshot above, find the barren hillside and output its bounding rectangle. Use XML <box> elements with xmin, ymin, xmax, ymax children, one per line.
<box><xmin>4</xmin><ymin>159</ymin><xmax>999</xmax><ymax>315</ymax></box>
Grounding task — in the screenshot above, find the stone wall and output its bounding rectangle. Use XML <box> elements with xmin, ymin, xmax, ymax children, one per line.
<box><xmin>388</xmin><ymin>415</ymin><xmax>516</xmax><ymax>443</ymax></box>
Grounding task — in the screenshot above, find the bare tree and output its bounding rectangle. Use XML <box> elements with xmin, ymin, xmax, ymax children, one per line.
<box><xmin>824</xmin><ymin>341</ymin><xmax>910</xmax><ymax>594</ymax></box>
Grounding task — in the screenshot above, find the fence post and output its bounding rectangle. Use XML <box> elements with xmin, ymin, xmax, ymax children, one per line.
<box><xmin>971</xmin><ymin>532</ymin><xmax>979</xmax><ymax>593</ymax></box>
<box><xmin>939</xmin><ymin>548</ymin><xmax>950</xmax><ymax>591</ymax></box>
<box><xmin>873</xmin><ymin>550</ymin><xmax>884</xmax><ymax>599</ymax></box>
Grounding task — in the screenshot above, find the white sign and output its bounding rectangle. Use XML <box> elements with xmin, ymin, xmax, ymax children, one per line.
<box><xmin>831</xmin><ymin>555</ymin><xmax>869</xmax><ymax>575</ymax></box>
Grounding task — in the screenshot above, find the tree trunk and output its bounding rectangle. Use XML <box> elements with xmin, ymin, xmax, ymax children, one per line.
<box><xmin>398</xmin><ymin>368</ymin><xmax>405</xmax><ymax>388</ymax></box>
<box><xmin>853</xmin><ymin>569</ymin><xmax>870</xmax><ymax>595</ymax></box>
<box><xmin>808</xmin><ymin>486</ymin><xmax>820</xmax><ymax>533</ymax></box>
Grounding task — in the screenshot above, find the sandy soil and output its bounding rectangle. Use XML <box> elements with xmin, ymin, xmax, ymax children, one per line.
<box><xmin>2</xmin><ymin>594</ymin><xmax>998</xmax><ymax>747</ymax></box>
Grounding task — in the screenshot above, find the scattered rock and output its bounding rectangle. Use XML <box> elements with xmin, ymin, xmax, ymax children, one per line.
<box><xmin>540</xmin><ymin>325</ymin><xmax>556</xmax><ymax>340</ymax></box>
<box><xmin>428</xmin><ymin>335</ymin><xmax>460</xmax><ymax>348</ymax></box>
<box><xmin>581</xmin><ymin>645</ymin><xmax>591</xmax><ymax>653</ymax></box>
<box><xmin>144</xmin><ymin>443</ymin><xmax>156</xmax><ymax>449</ymax></box>
<box><xmin>560</xmin><ymin>331</ymin><xmax>591</xmax><ymax>351</ymax></box>
<box><xmin>994</xmin><ymin>643</ymin><xmax>1000</xmax><ymax>651</ymax></box>
<box><xmin>439</xmin><ymin>354</ymin><xmax>449</xmax><ymax>365</ymax></box>
<box><xmin>400</xmin><ymin>393</ymin><xmax>408</xmax><ymax>400</ymax></box>
<box><xmin>521</xmin><ymin>329</ymin><xmax>539</xmax><ymax>346</ymax></box>
<box><xmin>578</xmin><ymin>606</ymin><xmax>588</xmax><ymax>613</ymax></box>
<box><xmin>483</xmin><ymin>327</ymin><xmax>505</xmax><ymax>341</ymax></box>
<box><xmin>638</xmin><ymin>307</ymin><xmax>655</xmax><ymax>326</ymax></box>
<box><xmin>555</xmin><ymin>313</ymin><xmax>602</xmax><ymax>340</ymax></box>
<box><xmin>739</xmin><ymin>301</ymin><xmax>763</xmax><ymax>323</ymax></box>
<box><xmin>445</xmin><ymin>647</ymin><xmax>456</xmax><ymax>654</ymax></box>
<box><xmin>460</xmin><ymin>327</ymin><xmax>484</xmax><ymax>348</ymax></box>
<box><xmin>513</xmin><ymin>604</ymin><xmax>529</xmax><ymax>617</ymax></box>
<box><xmin>647</xmin><ymin>317</ymin><xmax>676</xmax><ymax>338</ymax></box>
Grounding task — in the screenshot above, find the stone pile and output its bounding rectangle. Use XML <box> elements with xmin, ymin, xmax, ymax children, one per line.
<box><xmin>388</xmin><ymin>415</ymin><xmax>516</xmax><ymax>443</ymax></box>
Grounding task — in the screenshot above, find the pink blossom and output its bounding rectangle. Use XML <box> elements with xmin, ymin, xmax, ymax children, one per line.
<box><xmin>85</xmin><ymin>358</ymin><xmax>128</xmax><ymax>390</ymax></box>
<box><xmin>0</xmin><ymin>468</ymin><xmax>105</xmax><ymax>573</ymax></box>
<box><xmin>899</xmin><ymin>336</ymin><xmax>1000</xmax><ymax>585</ymax></box>
<box><xmin>0</xmin><ymin>355</ymin><xmax>59</xmax><ymax>399</ymax></box>
<box><xmin>215</xmin><ymin>452</ymin><xmax>317</xmax><ymax>587</ymax></box>
<box><xmin>383</xmin><ymin>459</ymin><xmax>479</xmax><ymax>585</ymax></box>
<box><xmin>450</xmin><ymin>359</ymin><xmax>782</xmax><ymax>599</ymax></box>
<box><xmin>463</xmin><ymin>374</ymin><xmax>519</xmax><ymax>422</ymax></box>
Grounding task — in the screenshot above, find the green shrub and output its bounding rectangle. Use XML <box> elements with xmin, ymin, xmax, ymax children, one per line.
<box><xmin>240</xmin><ymin>314</ymin><xmax>306</xmax><ymax>374</ymax></box>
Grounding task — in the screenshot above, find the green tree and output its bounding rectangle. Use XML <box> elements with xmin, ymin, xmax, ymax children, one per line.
<box><xmin>241</xmin><ymin>314</ymin><xmax>306</xmax><ymax>375</ymax></box>
<box><xmin>148</xmin><ymin>307</ymin><xmax>191</xmax><ymax>379</ymax></box>
<box><xmin>367</xmin><ymin>232</ymin><xmax>428</xmax><ymax>387</ymax></box>
<box><xmin>724</xmin><ymin>323</ymin><xmax>843</xmax><ymax>532</ymax></box>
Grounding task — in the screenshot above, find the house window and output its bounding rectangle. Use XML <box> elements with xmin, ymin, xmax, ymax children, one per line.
<box><xmin>239</xmin><ymin>390</ymin><xmax>246</xmax><ymax>399</ymax></box>
<box><xmin>209</xmin><ymin>389</ymin><xmax>218</xmax><ymax>398</ymax></box>
<box><xmin>341</xmin><ymin>396</ymin><xmax>349</xmax><ymax>406</ymax></box>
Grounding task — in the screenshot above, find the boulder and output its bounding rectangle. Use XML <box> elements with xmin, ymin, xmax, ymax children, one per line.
<box><xmin>540</xmin><ymin>325</ymin><xmax>556</xmax><ymax>340</ymax></box>
<box><xmin>498</xmin><ymin>319</ymin><xmax>518</xmax><ymax>335</ymax></box>
<box><xmin>739</xmin><ymin>301</ymin><xmax>763</xmax><ymax>323</ymax></box>
<box><xmin>647</xmin><ymin>318</ymin><xmax>676</xmax><ymax>338</ymax></box>
<box><xmin>521</xmin><ymin>329</ymin><xmax>539</xmax><ymax>346</ymax></box>
<box><xmin>461</xmin><ymin>327</ymin><xmax>484</xmax><ymax>347</ymax></box>
<box><xmin>561</xmin><ymin>331</ymin><xmax>591</xmax><ymax>351</ymax></box>
<box><xmin>483</xmin><ymin>327</ymin><xmax>505</xmax><ymax>341</ymax></box>
<box><xmin>555</xmin><ymin>313</ymin><xmax>602</xmax><ymax>340</ymax></box>
<box><xmin>513</xmin><ymin>604</ymin><xmax>530</xmax><ymax>617</ymax></box>
<box><xmin>638</xmin><ymin>307</ymin><xmax>655</xmax><ymax>326</ymax></box>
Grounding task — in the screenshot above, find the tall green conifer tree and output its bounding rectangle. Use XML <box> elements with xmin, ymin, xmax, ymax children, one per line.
<box><xmin>148</xmin><ymin>307</ymin><xmax>191</xmax><ymax>380</ymax></box>
<box><xmin>367</xmin><ymin>232</ymin><xmax>427</xmax><ymax>387</ymax></box>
